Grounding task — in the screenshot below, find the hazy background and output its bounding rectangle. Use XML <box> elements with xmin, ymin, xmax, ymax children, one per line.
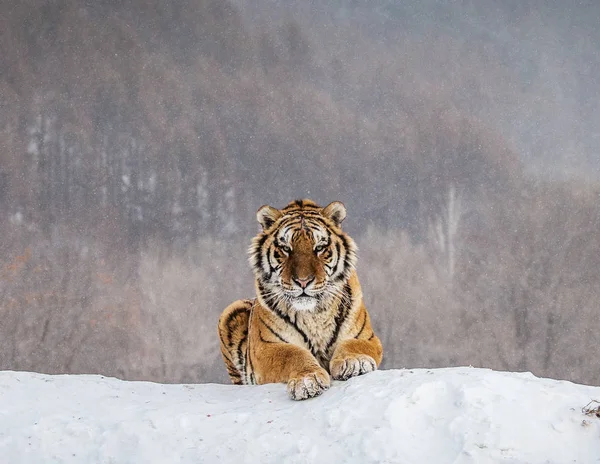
<box><xmin>1</xmin><ymin>0</ymin><xmax>599</xmax><ymax>385</ymax></box>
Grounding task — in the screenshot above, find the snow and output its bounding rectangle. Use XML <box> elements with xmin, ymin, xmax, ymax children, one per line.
<box><xmin>1</xmin><ymin>367</ymin><xmax>599</xmax><ymax>464</ymax></box>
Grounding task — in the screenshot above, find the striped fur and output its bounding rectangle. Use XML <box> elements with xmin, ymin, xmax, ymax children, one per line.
<box><xmin>218</xmin><ymin>200</ymin><xmax>383</xmax><ymax>400</ymax></box>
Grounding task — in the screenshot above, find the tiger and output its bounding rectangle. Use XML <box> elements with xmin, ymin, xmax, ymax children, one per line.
<box><xmin>218</xmin><ymin>199</ymin><xmax>383</xmax><ymax>400</ymax></box>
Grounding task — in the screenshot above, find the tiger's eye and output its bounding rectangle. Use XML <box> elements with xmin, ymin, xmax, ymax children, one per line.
<box><xmin>281</xmin><ymin>245</ymin><xmax>291</xmax><ymax>254</ymax></box>
<box><xmin>314</xmin><ymin>244</ymin><xmax>325</xmax><ymax>253</ymax></box>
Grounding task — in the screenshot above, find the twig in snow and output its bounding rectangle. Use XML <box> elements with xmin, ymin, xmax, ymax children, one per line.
<box><xmin>582</xmin><ymin>400</ymin><xmax>600</xmax><ymax>418</ymax></box>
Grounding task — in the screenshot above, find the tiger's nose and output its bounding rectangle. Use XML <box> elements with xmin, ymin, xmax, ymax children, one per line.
<box><xmin>294</xmin><ymin>276</ymin><xmax>314</xmax><ymax>289</ymax></box>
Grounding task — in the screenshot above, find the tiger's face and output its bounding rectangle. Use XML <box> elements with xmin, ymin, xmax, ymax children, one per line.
<box><xmin>249</xmin><ymin>200</ymin><xmax>357</xmax><ymax>312</ymax></box>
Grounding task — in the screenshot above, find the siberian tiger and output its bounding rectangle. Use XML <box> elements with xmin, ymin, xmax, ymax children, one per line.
<box><xmin>218</xmin><ymin>199</ymin><xmax>382</xmax><ymax>400</ymax></box>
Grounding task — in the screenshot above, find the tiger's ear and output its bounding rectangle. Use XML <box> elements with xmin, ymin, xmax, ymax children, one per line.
<box><xmin>322</xmin><ymin>201</ymin><xmax>347</xmax><ymax>226</ymax></box>
<box><xmin>257</xmin><ymin>205</ymin><xmax>282</xmax><ymax>231</ymax></box>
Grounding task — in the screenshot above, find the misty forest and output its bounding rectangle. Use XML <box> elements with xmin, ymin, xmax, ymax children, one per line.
<box><xmin>1</xmin><ymin>0</ymin><xmax>599</xmax><ymax>386</ymax></box>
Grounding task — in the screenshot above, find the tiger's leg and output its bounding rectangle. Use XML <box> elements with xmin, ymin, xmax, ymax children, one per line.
<box><xmin>330</xmin><ymin>309</ymin><xmax>383</xmax><ymax>381</ymax></box>
<box><xmin>250</xmin><ymin>341</ymin><xmax>331</xmax><ymax>400</ymax></box>
<box><xmin>218</xmin><ymin>299</ymin><xmax>253</xmax><ymax>385</ymax></box>
<box><xmin>249</xmin><ymin>311</ymin><xmax>330</xmax><ymax>400</ymax></box>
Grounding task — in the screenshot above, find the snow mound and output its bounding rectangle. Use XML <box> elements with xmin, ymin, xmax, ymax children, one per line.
<box><xmin>1</xmin><ymin>367</ymin><xmax>599</xmax><ymax>463</ymax></box>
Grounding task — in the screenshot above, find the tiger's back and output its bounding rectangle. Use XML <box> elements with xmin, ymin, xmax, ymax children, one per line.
<box><xmin>218</xmin><ymin>299</ymin><xmax>253</xmax><ymax>385</ymax></box>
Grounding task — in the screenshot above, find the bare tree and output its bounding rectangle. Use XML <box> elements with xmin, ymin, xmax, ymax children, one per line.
<box><xmin>427</xmin><ymin>185</ymin><xmax>464</xmax><ymax>284</ymax></box>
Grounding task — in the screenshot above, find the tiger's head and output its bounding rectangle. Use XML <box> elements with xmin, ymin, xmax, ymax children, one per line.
<box><xmin>249</xmin><ymin>199</ymin><xmax>357</xmax><ymax>312</ymax></box>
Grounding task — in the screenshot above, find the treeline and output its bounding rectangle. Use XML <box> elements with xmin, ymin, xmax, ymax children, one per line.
<box><xmin>364</xmin><ymin>178</ymin><xmax>600</xmax><ymax>384</ymax></box>
<box><xmin>1</xmin><ymin>0</ymin><xmax>599</xmax><ymax>385</ymax></box>
<box><xmin>1</xmin><ymin>0</ymin><xmax>523</xmax><ymax>244</ymax></box>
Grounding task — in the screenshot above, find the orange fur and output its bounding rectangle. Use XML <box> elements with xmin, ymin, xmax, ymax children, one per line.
<box><xmin>218</xmin><ymin>200</ymin><xmax>383</xmax><ymax>400</ymax></box>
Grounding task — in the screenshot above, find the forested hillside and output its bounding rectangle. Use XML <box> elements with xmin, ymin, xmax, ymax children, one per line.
<box><xmin>1</xmin><ymin>0</ymin><xmax>599</xmax><ymax>385</ymax></box>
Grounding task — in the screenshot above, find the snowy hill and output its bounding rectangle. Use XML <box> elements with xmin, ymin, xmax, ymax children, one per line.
<box><xmin>1</xmin><ymin>368</ymin><xmax>599</xmax><ymax>463</ymax></box>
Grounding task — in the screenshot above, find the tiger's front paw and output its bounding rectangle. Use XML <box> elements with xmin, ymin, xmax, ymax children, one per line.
<box><xmin>287</xmin><ymin>367</ymin><xmax>330</xmax><ymax>400</ymax></box>
<box><xmin>330</xmin><ymin>355</ymin><xmax>376</xmax><ymax>381</ymax></box>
